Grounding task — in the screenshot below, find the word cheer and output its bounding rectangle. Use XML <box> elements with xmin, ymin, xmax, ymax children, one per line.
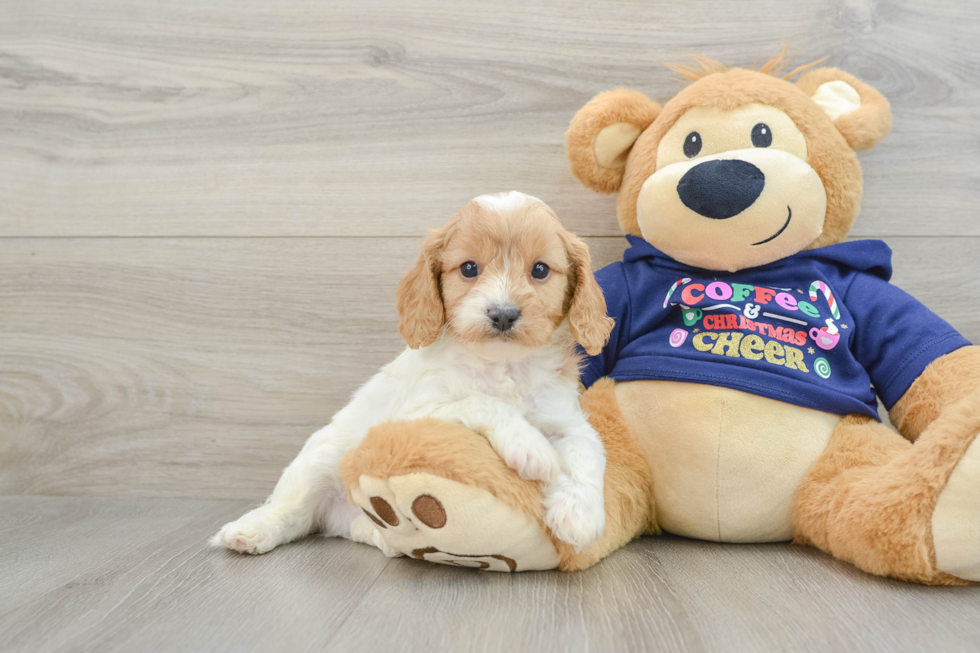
<box><xmin>693</xmin><ymin>331</ymin><xmax>810</xmax><ymax>373</ymax></box>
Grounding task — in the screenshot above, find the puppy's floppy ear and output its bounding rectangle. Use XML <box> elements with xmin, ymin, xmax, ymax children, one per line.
<box><xmin>397</xmin><ymin>227</ymin><xmax>446</xmax><ymax>349</ymax></box>
<box><xmin>560</xmin><ymin>231</ymin><xmax>614</xmax><ymax>356</ymax></box>
<box><xmin>796</xmin><ymin>68</ymin><xmax>892</xmax><ymax>152</ymax></box>
<box><xmin>566</xmin><ymin>88</ymin><xmax>661</xmax><ymax>194</ymax></box>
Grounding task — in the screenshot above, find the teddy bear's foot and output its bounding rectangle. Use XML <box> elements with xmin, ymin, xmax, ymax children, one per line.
<box><xmin>339</xmin><ymin>379</ymin><xmax>658</xmax><ymax>573</ymax></box>
<box><xmin>795</xmin><ymin>392</ymin><xmax>980</xmax><ymax>585</ymax></box>
<box><xmin>340</xmin><ymin>418</ymin><xmax>561</xmax><ymax>572</ymax></box>
<box><xmin>348</xmin><ymin>472</ymin><xmax>559</xmax><ymax>571</ymax></box>
<box><xmin>930</xmin><ymin>401</ymin><xmax>980</xmax><ymax>581</ymax></box>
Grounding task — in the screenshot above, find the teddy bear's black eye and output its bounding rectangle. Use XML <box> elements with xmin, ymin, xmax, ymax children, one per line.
<box><xmin>751</xmin><ymin>123</ymin><xmax>772</xmax><ymax>148</ymax></box>
<box><xmin>531</xmin><ymin>262</ymin><xmax>550</xmax><ymax>280</ymax></box>
<box><xmin>460</xmin><ymin>261</ymin><xmax>479</xmax><ymax>278</ymax></box>
<box><xmin>683</xmin><ymin>131</ymin><xmax>702</xmax><ymax>158</ymax></box>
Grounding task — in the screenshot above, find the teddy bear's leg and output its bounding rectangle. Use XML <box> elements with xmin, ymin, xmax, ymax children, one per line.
<box><xmin>794</xmin><ymin>386</ymin><xmax>980</xmax><ymax>584</ymax></box>
<box><xmin>339</xmin><ymin>417</ymin><xmax>564</xmax><ymax>572</ymax></box>
<box><xmin>338</xmin><ymin>378</ymin><xmax>654</xmax><ymax>572</ymax></box>
<box><xmin>889</xmin><ymin>346</ymin><xmax>980</xmax><ymax>582</ymax></box>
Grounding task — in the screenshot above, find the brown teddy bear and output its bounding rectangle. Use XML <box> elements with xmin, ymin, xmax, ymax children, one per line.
<box><xmin>340</xmin><ymin>55</ymin><xmax>980</xmax><ymax>584</ymax></box>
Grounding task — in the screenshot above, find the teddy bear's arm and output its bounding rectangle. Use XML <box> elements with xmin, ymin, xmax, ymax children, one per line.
<box><xmin>889</xmin><ymin>346</ymin><xmax>980</xmax><ymax>442</ymax></box>
<box><xmin>845</xmin><ymin>273</ymin><xmax>972</xmax><ymax>419</ymax></box>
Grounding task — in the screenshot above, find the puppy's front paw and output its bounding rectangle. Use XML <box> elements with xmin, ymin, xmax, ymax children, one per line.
<box><xmin>543</xmin><ymin>475</ymin><xmax>605</xmax><ymax>552</ymax></box>
<box><xmin>496</xmin><ymin>427</ymin><xmax>561</xmax><ymax>482</ymax></box>
<box><xmin>211</xmin><ymin>508</ymin><xmax>285</xmax><ymax>555</ymax></box>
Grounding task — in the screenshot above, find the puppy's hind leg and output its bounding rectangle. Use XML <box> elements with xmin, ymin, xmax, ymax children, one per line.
<box><xmin>214</xmin><ymin>371</ymin><xmax>401</xmax><ymax>554</ymax></box>
<box><xmin>213</xmin><ymin>426</ymin><xmax>348</xmax><ymax>555</ymax></box>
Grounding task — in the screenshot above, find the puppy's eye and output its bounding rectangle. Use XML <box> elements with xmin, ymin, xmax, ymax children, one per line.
<box><xmin>531</xmin><ymin>262</ymin><xmax>550</xmax><ymax>280</ymax></box>
<box><xmin>751</xmin><ymin>123</ymin><xmax>772</xmax><ymax>148</ymax></box>
<box><xmin>683</xmin><ymin>132</ymin><xmax>702</xmax><ymax>158</ymax></box>
<box><xmin>460</xmin><ymin>261</ymin><xmax>479</xmax><ymax>279</ymax></box>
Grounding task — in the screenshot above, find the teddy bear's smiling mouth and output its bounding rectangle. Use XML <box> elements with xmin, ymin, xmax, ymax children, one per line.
<box><xmin>751</xmin><ymin>206</ymin><xmax>792</xmax><ymax>246</ymax></box>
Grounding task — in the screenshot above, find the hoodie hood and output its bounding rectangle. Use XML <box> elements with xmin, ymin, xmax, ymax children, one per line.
<box><xmin>623</xmin><ymin>235</ymin><xmax>893</xmax><ymax>282</ymax></box>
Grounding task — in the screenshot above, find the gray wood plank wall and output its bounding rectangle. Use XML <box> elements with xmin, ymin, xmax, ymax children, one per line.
<box><xmin>2</xmin><ymin>0</ymin><xmax>978</xmax><ymax>498</ymax></box>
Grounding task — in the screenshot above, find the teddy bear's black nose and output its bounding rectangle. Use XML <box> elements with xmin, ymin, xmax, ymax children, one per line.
<box><xmin>676</xmin><ymin>159</ymin><xmax>765</xmax><ymax>220</ymax></box>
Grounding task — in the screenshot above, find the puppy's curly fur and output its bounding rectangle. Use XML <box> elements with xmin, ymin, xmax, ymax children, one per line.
<box><xmin>213</xmin><ymin>192</ymin><xmax>613</xmax><ymax>555</ymax></box>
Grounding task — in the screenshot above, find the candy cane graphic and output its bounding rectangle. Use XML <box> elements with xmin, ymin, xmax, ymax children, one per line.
<box><xmin>808</xmin><ymin>280</ymin><xmax>840</xmax><ymax>320</ymax></box>
<box><xmin>663</xmin><ymin>278</ymin><xmax>692</xmax><ymax>308</ymax></box>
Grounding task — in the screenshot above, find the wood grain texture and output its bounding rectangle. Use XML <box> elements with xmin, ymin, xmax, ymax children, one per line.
<box><xmin>327</xmin><ymin>537</ymin><xmax>698</xmax><ymax>653</ymax></box>
<box><xmin>650</xmin><ymin>537</ymin><xmax>980</xmax><ymax>652</ymax></box>
<box><xmin>0</xmin><ymin>0</ymin><xmax>978</xmax><ymax>238</ymax></box>
<box><xmin>0</xmin><ymin>497</ymin><xmax>392</xmax><ymax>653</ymax></box>
<box><xmin>2</xmin><ymin>236</ymin><xmax>977</xmax><ymax>499</ymax></box>
<box><xmin>330</xmin><ymin>537</ymin><xmax>980</xmax><ymax>653</ymax></box>
<box><xmin>3</xmin><ymin>498</ymin><xmax>979</xmax><ymax>653</ymax></box>
<box><xmin>0</xmin><ymin>496</ymin><xmax>245</xmax><ymax>616</ymax></box>
<box><xmin>0</xmin><ymin>236</ymin><xmax>614</xmax><ymax>498</ymax></box>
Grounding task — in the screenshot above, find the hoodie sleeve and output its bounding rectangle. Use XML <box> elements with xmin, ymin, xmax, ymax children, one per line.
<box><xmin>846</xmin><ymin>273</ymin><xmax>971</xmax><ymax>410</ymax></box>
<box><xmin>580</xmin><ymin>261</ymin><xmax>632</xmax><ymax>388</ymax></box>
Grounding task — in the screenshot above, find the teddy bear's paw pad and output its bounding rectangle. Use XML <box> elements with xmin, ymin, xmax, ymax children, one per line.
<box><xmin>932</xmin><ymin>432</ymin><xmax>980</xmax><ymax>581</ymax></box>
<box><xmin>350</xmin><ymin>473</ymin><xmax>559</xmax><ymax>572</ymax></box>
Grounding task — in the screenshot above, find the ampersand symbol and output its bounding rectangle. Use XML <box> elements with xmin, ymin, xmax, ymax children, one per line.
<box><xmin>743</xmin><ymin>303</ymin><xmax>761</xmax><ymax>319</ymax></box>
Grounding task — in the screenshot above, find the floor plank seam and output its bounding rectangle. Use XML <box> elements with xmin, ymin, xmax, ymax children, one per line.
<box><xmin>318</xmin><ymin>555</ymin><xmax>396</xmax><ymax>651</ymax></box>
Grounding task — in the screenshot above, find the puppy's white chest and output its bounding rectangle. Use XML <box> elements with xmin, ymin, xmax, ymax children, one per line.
<box><xmin>462</xmin><ymin>364</ymin><xmax>522</xmax><ymax>404</ymax></box>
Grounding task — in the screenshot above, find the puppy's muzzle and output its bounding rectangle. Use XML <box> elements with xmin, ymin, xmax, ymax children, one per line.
<box><xmin>487</xmin><ymin>304</ymin><xmax>520</xmax><ymax>332</ymax></box>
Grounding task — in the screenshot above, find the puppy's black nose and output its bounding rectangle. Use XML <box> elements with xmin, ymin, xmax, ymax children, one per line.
<box><xmin>487</xmin><ymin>305</ymin><xmax>520</xmax><ymax>332</ymax></box>
<box><xmin>677</xmin><ymin>159</ymin><xmax>765</xmax><ymax>220</ymax></box>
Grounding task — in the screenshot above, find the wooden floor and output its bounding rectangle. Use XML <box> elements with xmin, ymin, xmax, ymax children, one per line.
<box><xmin>2</xmin><ymin>0</ymin><xmax>980</xmax><ymax>651</ymax></box>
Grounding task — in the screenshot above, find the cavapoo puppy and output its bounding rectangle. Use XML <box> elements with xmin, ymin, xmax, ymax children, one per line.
<box><xmin>214</xmin><ymin>191</ymin><xmax>614</xmax><ymax>555</ymax></box>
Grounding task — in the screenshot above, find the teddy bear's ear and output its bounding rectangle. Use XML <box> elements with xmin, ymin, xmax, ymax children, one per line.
<box><xmin>796</xmin><ymin>68</ymin><xmax>892</xmax><ymax>152</ymax></box>
<box><xmin>566</xmin><ymin>89</ymin><xmax>661</xmax><ymax>193</ymax></box>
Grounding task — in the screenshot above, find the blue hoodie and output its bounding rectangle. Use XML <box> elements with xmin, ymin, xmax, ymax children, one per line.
<box><xmin>581</xmin><ymin>236</ymin><xmax>970</xmax><ymax>420</ymax></box>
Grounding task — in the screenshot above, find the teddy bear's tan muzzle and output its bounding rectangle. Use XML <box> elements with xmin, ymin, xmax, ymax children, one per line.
<box><xmin>636</xmin><ymin>148</ymin><xmax>827</xmax><ymax>272</ymax></box>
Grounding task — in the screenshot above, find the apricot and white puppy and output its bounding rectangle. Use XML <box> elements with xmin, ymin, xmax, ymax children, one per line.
<box><xmin>213</xmin><ymin>191</ymin><xmax>614</xmax><ymax>556</ymax></box>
